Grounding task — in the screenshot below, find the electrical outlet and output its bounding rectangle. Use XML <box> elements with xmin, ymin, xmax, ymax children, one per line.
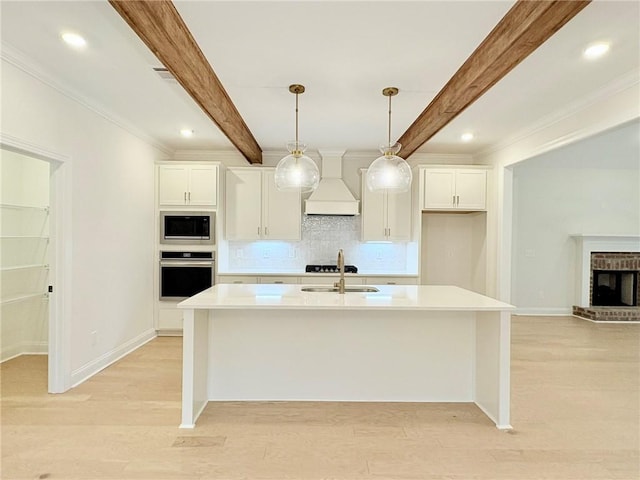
<box><xmin>525</xmin><ymin>249</ymin><xmax>536</xmax><ymax>258</ymax></box>
<box><xmin>236</xmin><ymin>248</ymin><xmax>244</xmax><ymax>258</ymax></box>
<box><xmin>538</xmin><ymin>290</ymin><xmax>545</xmax><ymax>300</ymax></box>
<box><xmin>91</xmin><ymin>331</ymin><xmax>98</xmax><ymax>346</ymax></box>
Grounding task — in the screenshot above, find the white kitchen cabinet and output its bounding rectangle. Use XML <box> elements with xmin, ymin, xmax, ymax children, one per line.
<box><xmin>158</xmin><ymin>307</ymin><xmax>183</xmax><ymax>333</ymax></box>
<box><xmin>301</xmin><ymin>276</ymin><xmax>364</xmax><ymax>285</ymax></box>
<box><xmin>217</xmin><ymin>275</ymin><xmax>259</xmax><ymax>284</ymax></box>
<box><xmin>158</xmin><ymin>164</ymin><xmax>218</xmax><ymax>207</ymax></box>
<box><xmin>225</xmin><ymin>168</ymin><xmax>301</xmax><ymax>240</ymax></box>
<box><xmin>361</xmin><ymin>170</ymin><xmax>412</xmax><ymax>241</ymax></box>
<box><xmin>422</xmin><ymin>168</ymin><xmax>486</xmax><ymax>211</ymax></box>
<box><xmin>259</xmin><ymin>276</ymin><xmax>298</xmax><ymax>284</ymax></box>
<box><xmin>363</xmin><ymin>276</ymin><xmax>418</xmax><ymax>285</ymax></box>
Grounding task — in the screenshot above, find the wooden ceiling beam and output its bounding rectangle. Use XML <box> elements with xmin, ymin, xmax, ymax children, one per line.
<box><xmin>109</xmin><ymin>0</ymin><xmax>262</xmax><ymax>164</ymax></box>
<box><xmin>398</xmin><ymin>0</ymin><xmax>591</xmax><ymax>158</ymax></box>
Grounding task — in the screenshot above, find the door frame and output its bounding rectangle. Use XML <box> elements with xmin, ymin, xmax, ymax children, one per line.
<box><xmin>1</xmin><ymin>133</ymin><xmax>72</xmax><ymax>393</ymax></box>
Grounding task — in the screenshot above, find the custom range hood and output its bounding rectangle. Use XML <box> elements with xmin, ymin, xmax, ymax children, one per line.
<box><xmin>304</xmin><ymin>150</ymin><xmax>360</xmax><ymax>215</ymax></box>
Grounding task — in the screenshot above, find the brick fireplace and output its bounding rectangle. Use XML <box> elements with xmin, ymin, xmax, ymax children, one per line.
<box><xmin>571</xmin><ymin>235</ymin><xmax>640</xmax><ymax>322</ymax></box>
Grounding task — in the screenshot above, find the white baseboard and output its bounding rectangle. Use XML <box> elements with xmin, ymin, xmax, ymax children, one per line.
<box><xmin>156</xmin><ymin>329</ymin><xmax>183</xmax><ymax>337</ymax></box>
<box><xmin>70</xmin><ymin>328</ymin><xmax>156</xmax><ymax>388</ymax></box>
<box><xmin>514</xmin><ymin>307</ymin><xmax>573</xmax><ymax>316</ymax></box>
<box><xmin>1</xmin><ymin>341</ymin><xmax>48</xmax><ymax>363</ymax></box>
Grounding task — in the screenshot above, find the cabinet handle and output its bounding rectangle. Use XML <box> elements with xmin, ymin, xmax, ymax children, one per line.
<box><xmin>452</xmin><ymin>195</ymin><xmax>456</xmax><ymax>206</ymax></box>
<box><xmin>257</xmin><ymin>226</ymin><xmax>261</xmax><ymax>235</ymax></box>
<box><xmin>274</xmin><ymin>281</ymin><xmax>283</xmax><ymax>284</ymax></box>
<box><xmin>188</xmin><ymin>191</ymin><xmax>191</xmax><ymax>202</ymax></box>
<box><xmin>184</xmin><ymin>192</ymin><xmax>187</xmax><ymax>203</ymax></box>
<box><xmin>456</xmin><ymin>195</ymin><xmax>460</xmax><ymax>206</ymax></box>
<box><xmin>265</xmin><ymin>226</ymin><xmax>269</xmax><ymax>236</ymax></box>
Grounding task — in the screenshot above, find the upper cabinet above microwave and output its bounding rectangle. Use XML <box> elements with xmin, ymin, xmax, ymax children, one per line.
<box><xmin>421</xmin><ymin>166</ymin><xmax>488</xmax><ymax>211</ymax></box>
<box><xmin>158</xmin><ymin>164</ymin><xmax>218</xmax><ymax>207</ymax></box>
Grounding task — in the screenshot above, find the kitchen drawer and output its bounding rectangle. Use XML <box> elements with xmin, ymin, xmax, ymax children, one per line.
<box><xmin>299</xmin><ymin>276</ymin><xmax>364</xmax><ymax>285</ymax></box>
<box><xmin>364</xmin><ymin>276</ymin><xmax>418</xmax><ymax>285</ymax></box>
<box><xmin>217</xmin><ymin>275</ymin><xmax>259</xmax><ymax>284</ymax></box>
<box><xmin>259</xmin><ymin>276</ymin><xmax>298</xmax><ymax>284</ymax></box>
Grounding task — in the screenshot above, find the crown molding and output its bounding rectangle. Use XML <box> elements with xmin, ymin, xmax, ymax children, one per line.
<box><xmin>1</xmin><ymin>41</ymin><xmax>173</xmax><ymax>157</ymax></box>
<box><xmin>478</xmin><ymin>68</ymin><xmax>640</xmax><ymax>161</ymax></box>
<box><xmin>172</xmin><ymin>149</ymin><xmax>246</xmax><ymax>163</ymax></box>
<box><xmin>0</xmin><ymin>132</ymin><xmax>71</xmax><ymax>164</ymax></box>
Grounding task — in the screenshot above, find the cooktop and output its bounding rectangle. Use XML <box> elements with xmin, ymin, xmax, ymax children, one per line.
<box><xmin>305</xmin><ymin>264</ymin><xmax>358</xmax><ymax>274</ymax></box>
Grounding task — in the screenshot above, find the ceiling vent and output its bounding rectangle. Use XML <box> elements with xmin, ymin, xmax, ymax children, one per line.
<box><xmin>153</xmin><ymin>67</ymin><xmax>177</xmax><ymax>82</ymax></box>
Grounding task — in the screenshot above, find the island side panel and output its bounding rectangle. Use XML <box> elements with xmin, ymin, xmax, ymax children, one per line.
<box><xmin>180</xmin><ymin>308</ymin><xmax>210</xmax><ymax>428</ymax></box>
<box><xmin>204</xmin><ymin>309</ymin><xmax>476</xmax><ymax>402</ymax></box>
<box><xmin>474</xmin><ymin>310</ymin><xmax>512</xmax><ymax>429</ymax></box>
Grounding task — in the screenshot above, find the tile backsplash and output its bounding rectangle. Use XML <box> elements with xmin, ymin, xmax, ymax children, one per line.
<box><xmin>227</xmin><ymin>215</ymin><xmax>412</xmax><ymax>274</ymax></box>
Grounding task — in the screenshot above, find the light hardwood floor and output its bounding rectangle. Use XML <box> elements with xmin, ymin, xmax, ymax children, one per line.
<box><xmin>1</xmin><ymin>316</ymin><xmax>638</xmax><ymax>479</ymax></box>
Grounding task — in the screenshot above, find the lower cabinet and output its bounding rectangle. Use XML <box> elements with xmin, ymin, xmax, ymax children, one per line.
<box><xmin>258</xmin><ymin>276</ymin><xmax>298</xmax><ymax>284</ymax></box>
<box><xmin>364</xmin><ymin>276</ymin><xmax>418</xmax><ymax>285</ymax></box>
<box><xmin>303</xmin><ymin>276</ymin><xmax>364</xmax><ymax>285</ymax></box>
<box><xmin>158</xmin><ymin>306</ymin><xmax>184</xmax><ymax>334</ymax></box>
<box><xmin>217</xmin><ymin>275</ymin><xmax>419</xmax><ymax>285</ymax></box>
<box><xmin>217</xmin><ymin>275</ymin><xmax>259</xmax><ymax>284</ymax></box>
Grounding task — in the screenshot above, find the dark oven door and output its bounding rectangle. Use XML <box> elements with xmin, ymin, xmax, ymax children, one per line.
<box><xmin>160</xmin><ymin>251</ymin><xmax>214</xmax><ymax>300</ymax></box>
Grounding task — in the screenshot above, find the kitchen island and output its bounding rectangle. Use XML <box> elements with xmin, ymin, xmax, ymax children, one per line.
<box><xmin>178</xmin><ymin>284</ymin><xmax>515</xmax><ymax>429</ymax></box>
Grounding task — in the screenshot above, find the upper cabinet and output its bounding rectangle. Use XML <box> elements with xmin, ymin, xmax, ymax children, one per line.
<box><xmin>422</xmin><ymin>167</ymin><xmax>487</xmax><ymax>211</ymax></box>
<box><xmin>225</xmin><ymin>168</ymin><xmax>301</xmax><ymax>241</ymax></box>
<box><xmin>361</xmin><ymin>170</ymin><xmax>412</xmax><ymax>242</ymax></box>
<box><xmin>158</xmin><ymin>164</ymin><xmax>218</xmax><ymax>207</ymax></box>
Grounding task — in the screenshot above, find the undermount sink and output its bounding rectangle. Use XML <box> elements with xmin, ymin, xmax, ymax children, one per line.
<box><xmin>301</xmin><ymin>286</ymin><xmax>380</xmax><ymax>293</ymax></box>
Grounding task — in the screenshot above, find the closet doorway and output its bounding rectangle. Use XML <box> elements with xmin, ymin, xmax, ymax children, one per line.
<box><xmin>1</xmin><ymin>142</ymin><xmax>70</xmax><ymax>393</ymax></box>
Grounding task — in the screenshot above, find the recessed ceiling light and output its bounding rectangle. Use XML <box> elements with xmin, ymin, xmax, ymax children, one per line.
<box><xmin>61</xmin><ymin>32</ymin><xmax>87</xmax><ymax>49</ymax></box>
<box><xmin>180</xmin><ymin>129</ymin><xmax>194</xmax><ymax>138</ymax></box>
<box><xmin>461</xmin><ymin>132</ymin><xmax>474</xmax><ymax>142</ymax></box>
<box><xmin>583</xmin><ymin>42</ymin><xmax>610</xmax><ymax>60</ymax></box>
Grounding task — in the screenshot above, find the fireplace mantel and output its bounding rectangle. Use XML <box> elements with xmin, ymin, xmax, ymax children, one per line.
<box><xmin>571</xmin><ymin>234</ymin><xmax>640</xmax><ymax>308</ymax></box>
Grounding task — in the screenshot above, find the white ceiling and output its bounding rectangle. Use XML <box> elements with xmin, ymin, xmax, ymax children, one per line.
<box><xmin>1</xmin><ymin>1</ymin><xmax>638</xmax><ymax>158</ymax></box>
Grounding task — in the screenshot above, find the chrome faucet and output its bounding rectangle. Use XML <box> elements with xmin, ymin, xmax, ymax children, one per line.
<box><xmin>335</xmin><ymin>249</ymin><xmax>346</xmax><ymax>294</ymax></box>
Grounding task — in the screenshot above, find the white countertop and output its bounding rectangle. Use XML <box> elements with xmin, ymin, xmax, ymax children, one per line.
<box><xmin>178</xmin><ymin>284</ymin><xmax>515</xmax><ymax>311</ymax></box>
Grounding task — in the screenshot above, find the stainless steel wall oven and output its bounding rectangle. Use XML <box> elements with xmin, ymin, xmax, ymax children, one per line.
<box><xmin>160</xmin><ymin>251</ymin><xmax>215</xmax><ymax>300</ymax></box>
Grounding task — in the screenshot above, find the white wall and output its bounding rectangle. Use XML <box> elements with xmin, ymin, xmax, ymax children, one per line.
<box><xmin>478</xmin><ymin>75</ymin><xmax>640</xmax><ymax>302</ymax></box>
<box><xmin>511</xmin><ymin>120</ymin><xmax>639</xmax><ymax>314</ymax></box>
<box><xmin>1</xmin><ymin>57</ymin><xmax>165</xmax><ymax>386</ymax></box>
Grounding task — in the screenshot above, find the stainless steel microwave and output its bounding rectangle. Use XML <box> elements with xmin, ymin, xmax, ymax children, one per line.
<box><xmin>160</xmin><ymin>211</ymin><xmax>215</xmax><ymax>245</ymax></box>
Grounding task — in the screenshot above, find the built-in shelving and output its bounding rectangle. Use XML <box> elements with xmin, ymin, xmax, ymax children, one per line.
<box><xmin>1</xmin><ymin>152</ymin><xmax>51</xmax><ymax>362</ymax></box>
<box><xmin>0</xmin><ymin>264</ymin><xmax>49</xmax><ymax>272</ymax></box>
<box><xmin>1</xmin><ymin>293</ymin><xmax>49</xmax><ymax>306</ymax></box>
<box><xmin>0</xmin><ymin>236</ymin><xmax>49</xmax><ymax>240</ymax></box>
<box><xmin>0</xmin><ymin>203</ymin><xmax>49</xmax><ymax>212</ymax></box>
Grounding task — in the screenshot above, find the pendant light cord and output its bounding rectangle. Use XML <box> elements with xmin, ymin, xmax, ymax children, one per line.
<box><xmin>295</xmin><ymin>92</ymin><xmax>299</xmax><ymax>148</ymax></box>
<box><xmin>387</xmin><ymin>93</ymin><xmax>392</xmax><ymax>147</ymax></box>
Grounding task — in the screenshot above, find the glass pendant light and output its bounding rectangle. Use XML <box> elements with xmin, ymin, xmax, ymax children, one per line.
<box><xmin>274</xmin><ymin>84</ymin><xmax>320</xmax><ymax>193</ymax></box>
<box><xmin>366</xmin><ymin>87</ymin><xmax>412</xmax><ymax>193</ymax></box>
